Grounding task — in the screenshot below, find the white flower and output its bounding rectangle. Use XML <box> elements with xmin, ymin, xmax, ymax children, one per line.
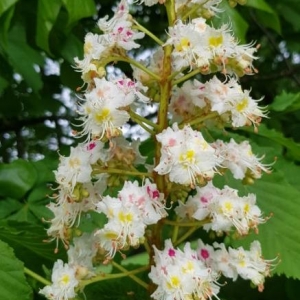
<box><xmin>154</xmin><ymin>124</ymin><xmax>220</xmax><ymax>186</ymax></box>
<box><xmin>212</xmin><ymin>138</ymin><xmax>271</xmax><ymax>179</ymax></box>
<box><xmin>54</xmin><ymin>141</ymin><xmax>105</xmax><ymax>192</ymax></box>
<box><xmin>67</xmin><ymin>233</ymin><xmax>98</xmax><ymax>274</ymax></box>
<box><xmin>39</xmin><ymin>260</ymin><xmax>78</xmax><ymax>300</ymax></box>
<box><xmin>165</xmin><ymin>18</ymin><xmax>258</xmax><ymax>74</ymax></box>
<box><xmin>175</xmin><ymin>181</ymin><xmax>264</xmax><ymax>235</ymax></box>
<box><xmin>95</xmin><ymin>180</ymin><xmax>167</xmax><ymax>257</ymax></box>
<box><xmin>149</xmin><ymin>239</ymin><xmax>220</xmax><ymax>300</ymax></box>
<box><xmin>79</xmin><ymin>77</ymin><xmax>134</xmax><ymax>139</ymax></box>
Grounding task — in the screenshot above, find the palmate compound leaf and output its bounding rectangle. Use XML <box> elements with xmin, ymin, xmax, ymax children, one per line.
<box><xmin>0</xmin><ymin>221</ymin><xmax>67</xmax><ymax>273</ymax></box>
<box><xmin>215</xmin><ymin>169</ymin><xmax>300</xmax><ymax>279</ymax></box>
<box><xmin>0</xmin><ymin>239</ymin><xmax>32</xmax><ymax>300</ymax></box>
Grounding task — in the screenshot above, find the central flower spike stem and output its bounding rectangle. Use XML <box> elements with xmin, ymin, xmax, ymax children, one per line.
<box><xmin>150</xmin><ymin>0</ymin><xmax>176</xmax><ymax>295</ymax></box>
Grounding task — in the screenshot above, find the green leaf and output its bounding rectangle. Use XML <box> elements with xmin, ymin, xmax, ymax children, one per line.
<box><xmin>269</xmin><ymin>90</ymin><xmax>300</xmax><ymax>112</ymax></box>
<box><xmin>0</xmin><ymin>0</ymin><xmax>18</xmax><ymax>16</ymax></box>
<box><xmin>224</xmin><ymin>171</ymin><xmax>300</xmax><ymax>279</ymax></box>
<box><xmin>211</xmin><ymin>1</ymin><xmax>249</xmax><ymax>43</ymax></box>
<box><xmin>255</xmin><ymin>9</ymin><xmax>281</xmax><ymax>35</ymax></box>
<box><xmin>246</xmin><ymin>0</ymin><xmax>281</xmax><ymax>34</ymax></box>
<box><xmin>0</xmin><ymin>75</ymin><xmax>9</xmax><ymax>95</ymax></box>
<box><xmin>0</xmin><ymin>239</ymin><xmax>32</xmax><ymax>300</ymax></box>
<box><xmin>36</xmin><ymin>0</ymin><xmax>62</xmax><ymax>54</ymax></box>
<box><xmin>240</xmin><ymin>124</ymin><xmax>300</xmax><ymax>161</ymax></box>
<box><xmin>0</xmin><ymin>3</ymin><xmax>15</xmax><ymax>53</ymax></box>
<box><xmin>246</xmin><ymin>0</ymin><xmax>275</xmax><ymax>14</ymax></box>
<box><xmin>7</xmin><ymin>24</ymin><xmax>44</xmax><ymax>92</ymax></box>
<box><xmin>60</xmin><ymin>33</ymin><xmax>83</xmax><ymax>64</ymax></box>
<box><xmin>0</xmin><ymin>160</ymin><xmax>38</xmax><ymax>199</ymax></box>
<box><xmin>0</xmin><ymin>221</ymin><xmax>67</xmax><ymax>271</ymax></box>
<box><xmin>276</xmin><ymin>1</ymin><xmax>300</xmax><ymax>32</ymax></box>
<box><xmin>0</xmin><ymin>198</ymin><xmax>23</xmax><ymax>219</ymax></box>
<box><xmin>61</xmin><ymin>0</ymin><xmax>96</xmax><ymax>29</ymax></box>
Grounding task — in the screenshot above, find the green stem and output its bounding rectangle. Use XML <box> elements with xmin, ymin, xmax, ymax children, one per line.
<box><xmin>129</xmin><ymin>109</ymin><xmax>159</xmax><ymax>134</ymax></box>
<box><xmin>168</xmin><ymin>69</ymin><xmax>186</xmax><ymax>82</ymax></box>
<box><xmin>171</xmin><ymin>217</ymin><xmax>180</xmax><ymax>244</ymax></box>
<box><xmin>112</xmin><ymin>261</ymin><xmax>149</xmax><ymax>290</ymax></box>
<box><xmin>133</xmin><ymin>20</ymin><xmax>164</xmax><ymax>46</ymax></box>
<box><xmin>92</xmin><ymin>167</ymin><xmax>152</xmax><ymax>178</ymax></box>
<box><xmin>164</xmin><ymin>219</ymin><xmax>209</xmax><ymax>227</ymax></box>
<box><xmin>24</xmin><ymin>267</ymin><xmax>51</xmax><ymax>286</ymax></box>
<box><xmin>172</xmin><ymin>67</ymin><xmax>202</xmax><ymax>86</ymax></box>
<box><xmin>179</xmin><ymin>111</ymin><xmax>219</xmax><ymax>128</ymax></box>
<box><xmin>101</xmin><ymin>56</ymin><xmax>161</xmax><ymax>81</ymax></box>
<box><xmin>173</xmin><ymin>225</ymin><xmax>201</xmax><ymax>247</ymax></box>
<box><xmin>79</xmin><ymin>265</ymin><xmax>149</xmax><ymax>289</ymax></box>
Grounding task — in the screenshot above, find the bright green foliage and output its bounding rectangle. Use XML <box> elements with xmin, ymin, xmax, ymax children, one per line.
<box><xmin>1</xmin><ymin>0</ymin><xmax>300</xmax><ymax>299</ymax></box>
<box><xmin>269</xmin><ymin>91</ymin><xmax>300</xmax><ymax>113</ymax></box>
<box><xmin>0</xmin><ymin>239</ymin><xmax>32</xmax><ymax>300</ymax></box>
<box><xmin>0</xmin><ymin>160</ymin><xmax>37</xmax><ymax>199</ymax></box>
<box><xmin>36</xmin><ymin>0</ymin><xmax>62</xmax><ymax>54</ymax></box>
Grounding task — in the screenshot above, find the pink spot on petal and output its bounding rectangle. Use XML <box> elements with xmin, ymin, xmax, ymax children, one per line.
<box><xmin>200</xmin><ymin>249</ymin><xmax>209</xmax><ymax>259</ymax></box>
<box><xmin>87</xmin><ymin>142</ymin><xmax>96</xmax><ymax>151</ymax></box>
<box><xmin>200</xmin><ymin>196</ymin><xmax>208</xmax><ymax>203</ymax></box>
<box><xmin>168</xmin><ymin>248</ymin><xmax>176</xmax><ymax>257</ymax></box>
<box><xmin>168</xmin><ymin>138</ymin><xmax>176</xmax><ymax>147</ymax></box>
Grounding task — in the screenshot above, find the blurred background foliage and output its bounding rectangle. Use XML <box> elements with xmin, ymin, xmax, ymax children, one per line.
<box><xmin>1</xmin><ymin>0</ymin><xmax>300</xmax><ymax>299</ymax></box>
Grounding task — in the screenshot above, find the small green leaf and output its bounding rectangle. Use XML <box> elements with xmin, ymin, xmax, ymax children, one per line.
<box><xmin>0</xmin><ymin>160</ymin><xmax>38</xmax><ymax>199</ymax></box>
<box><xmin>240</xmin><ymin>124</ymin><xmax>300</xmax><ymax>161</ymax></box>
<box><xmin>246</xmin><ymin>0</ymin><xmax>275</xmax><ymax>14</ymax></box>
<box><xmin>0</xmin><ymin>198</ymin><xmax>23</xmax><ymax>219</ymax></box>
<box><xmin>0</xmin><ymin>75</ymin><xmax>9</xmax><ymax>95</ymax></box>
<box><xmin>277</xmin><ymin>1</ymin><xmax>300</xmax><ymax>32</ymax></box>
<box><xmin>255</xmin><ymin>9</ymin><xmax>281</xmax><ymax>34</ymax></box>
<box><xmin>227</xmin><ymin>171</ymin><xmax>300</xmax><ymax>279</ymax></box>
<box><xmin>36</xmin><ymin>0</ymin><xmax>62</xmax><ymax>54</ymax></box>
<box><xmin>0</xmin><ymin>0</ymin><xmax>18</xmax><ymax>16</ymax></box>
<box><xmin>211</xmin><ymin>1</ymin><xmax>248</xmax><ymax>43</ymax></box>
<box><xmin>7</xmin><ymin>24</ymin><xmax>44</xmax><ymax>92</ymax></box>
<box><xmin>269</xmin><ymin>91</ymin><xmax>300</xmax><ymax>112</ymax></box>
<box><xmin>60</xmin><ymin>33</ymin><xmax>84</xmax><ymax>64</ymax></box>
<box><xmin>0</xmin><ymin>221</ymin><xmax>67</xmax><ymax>268</ymax></box>
<box><xmin>0</xmin><ymin>4</ymin><xmax>15</xmax><ymax>52</ymax></box>
<box><xmin>0</xmin><ymin>239</ymin><xmax>32</xmax><ymax>300</ymax></box>
<box><xmin>61</xmin><ymin>0</ymin><xmax>96</xmax><ymax>29</ymax></box>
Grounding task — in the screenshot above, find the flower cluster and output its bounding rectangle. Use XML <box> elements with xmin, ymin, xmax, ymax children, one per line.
<box><xmin>149</xmin><ymin>239</ymin><xmax>273</xmax><ymax>300</ymax></box>
<box><xmin>149</xmin><ymin>239</ymin><xmax>220</xmax><ymax>300</ymax></box>
<box><xmin>170</xmin><ymin>76</ymin><xmax>267</xmax><ymax>128</ymax></box>
<box><xmin>154</xmin><ymin>124</ymin><xmax>220</xmax><ymax>186</ymax></box>
<box><xmin>78</xmin><ymin>77</ymin><xmax>149</xmax><ymax>140</ymax></box>
<box><xmin>165</xmin><ymin>18</ymin><xmax>257</xmax><ymax>75</ymax></box>
<box><xmin>95</xmin><ymin>179</ymin><xmax>167</xmax><ymax>258</ymax></box>
<box><xmin>75</xmin><ymin>0</ymin><xmax>144</xmax><ymax>85</ymax></box>
<box><xmin>212</xmin><ymin>138</ymin><xmax>271</xmax><ymax>180</ymax></box>
<box><xmin>175</xmin><ymin>181</ymin><xmax>264</xmax><ymax>235</ymax></box>
<box><xmin>40</xmin><ymin>0</ymin><xmax>275</xmax><ymax>299</ymax></box>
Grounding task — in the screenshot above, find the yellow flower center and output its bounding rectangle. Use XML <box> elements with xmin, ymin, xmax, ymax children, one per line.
<box><xmin>209</xmin><ymin>35</ymin><xmax>223</xmax><ymax>47</ymax></box>
<box><xmin>222</xmin><ymin>200</ymin><xmax>233</xmax><ymax>213</ymax></box>
<box><xmin>94</xmin><ymin>108</ymin><xmax>111</xmax><ymax>123</ymax></box>
<box><xmin>180</xmin><ymin>149</ymin><xmax>195</xmax><ymax>164</ymax></box>
<box><xmin>84</xmin><ymin>41</ymin><xmax>93</xmax><ymax>54</ymax></box>
<box><xmin>118</xmin><ymin>211</ymin><xmax>133</xmax><ymax>223</ymax></box>
<box><xmin>60</xmin><ymin>274</ymin><xmax>70</xmax><ymax>286</ymax></box>
<box><xmin>68</xmin><ymin>157</ymin><xmax>81</xmax><ymax>168</ymax></box>
<box><xmin>167</xmin><ymin>276</ymin><xmax>181</xmax><ymax>289</ymax></box>
<box><xmin>175</xmin><ymin>37</ymin><xmax>190</xmax><ymax>52</ymax></box>
<box><xmin>236</xmin><ymin>98</ymin><xmax>249</xmax><ymax>112</ymax></box>
<box><xmin>104</xmin><ymin>231</ymin><xmax>118</xmax><ymax>240</ymax></box>
<box><xmin>244</xmin><ymin>203</ymin><xmax>250</xmax><ymax>214</ymax></box>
